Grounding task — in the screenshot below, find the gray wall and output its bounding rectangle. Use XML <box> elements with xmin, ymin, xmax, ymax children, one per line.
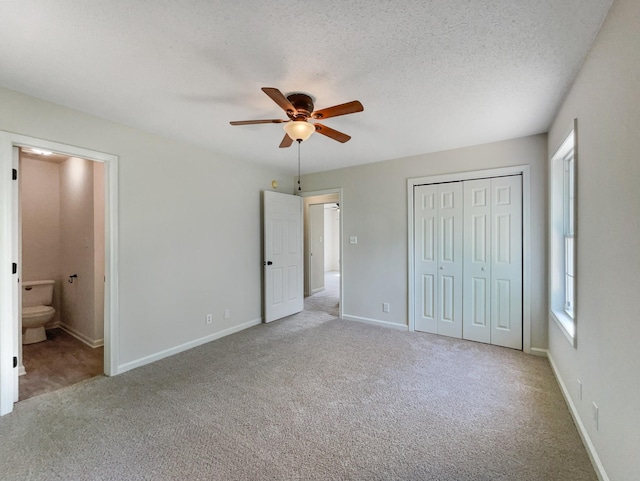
<box><xmin>1</xmin><ymin>86</ymin><xmax>293</xmax><ymax>369</ymax></box>
<box><xmin>547</xmin><ymin>0</ymin><xmax>640</xmax><ymax>478</ymax></box>
<box><xmin>302</xmin><ymin>134</ymin><xmax>548</xmax><ymax>349</ymax></box>
<box><xmin>324</xmin><ymin>207</ymin><xmax>340</xmax><ymax>272</ymax></box>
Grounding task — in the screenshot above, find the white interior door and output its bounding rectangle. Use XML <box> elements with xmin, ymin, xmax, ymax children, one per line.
<box><xmin>0</xmin><ymin>146</ymin><xmax>19</xmax><ymax>414</ymax></box>
<box><xmin>264</xmin><ymin>191</ymin><xmax>303</xmax><ymax>323</ymax></box>
<box><xmin>490</xmin><ymin>176</ymin><xmax>522</xmax><ymax>349</ymax></box>
<box><xmin>12</xmin><ymin>148</ymin><xmax>20</xmax><ymax>401</ymax></box>
<box><xmin>414</xmin><ymin>182</ymin><xmax>463</xmax><ymax>338</ymax></box>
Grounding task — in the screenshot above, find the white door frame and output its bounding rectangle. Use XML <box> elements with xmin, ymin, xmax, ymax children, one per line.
<box><xmin>301</xmin><ymin>188</ymin><xmax>343</xmax><ymax>319</ymax></box>
<box><xmin>0</xmin><ymin>131</ymin><xmax>119</xmax><ymax>415</ymax></box>
<box><xmin>407</xmin><ymin>166</ymin><xmax>531</xmax><ymax>353</ymax></box>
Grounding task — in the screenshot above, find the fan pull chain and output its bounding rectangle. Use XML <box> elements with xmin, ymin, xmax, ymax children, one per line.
<box><xmin>297</xmin><ymin>140</ymin><xmax>302</xmax><ymax>191</ymax></box>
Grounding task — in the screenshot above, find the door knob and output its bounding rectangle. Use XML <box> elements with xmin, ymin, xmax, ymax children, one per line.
<box><xmin>264</xmin><ymin>261</ymin><xmax>273</xmax><ymax>266</ymax></box>
<box><xmin>481</xmin><ymin>267</ymin><xmax>486</xmax><ymax>271</ymax></box>
<box><xmin>439</xmin><ymin>266</ymin><xmax>444</xmax><ymax>270</ymax></box>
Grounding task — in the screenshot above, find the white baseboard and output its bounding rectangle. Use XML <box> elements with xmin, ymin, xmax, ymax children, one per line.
<box><xmin>59</xmin><ymin>323</ymin><xmax>104</xmax><ymax>348</ymax></box>
<box><xmin>530</xmin><ymin>347</ymin><xmax>548</xmax><ymax>357</ymax></box>
<box><xmin>342</xmin><ymin>314</ymin><xmax>408</xmax><ymax>331</ymax></box>
<box><xmin>547</xmin><ymin>352</ymin><xmax>610</xmax><ymax>481</ymax></box>
<box><xmin>18</xmin><ymin>364</ymin><xmax>26</xmax><ymax>376</ymax></box>
<box><xmin>117</xmin><ymin>318</ymin><xmax>262</xmax><ymax>375</ymax></box>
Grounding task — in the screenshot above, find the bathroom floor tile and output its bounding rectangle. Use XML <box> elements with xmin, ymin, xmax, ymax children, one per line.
<box><xmin>19</xmin><ymin>328</ymin><xmax>104</xmax><ymax>401</ymax></box>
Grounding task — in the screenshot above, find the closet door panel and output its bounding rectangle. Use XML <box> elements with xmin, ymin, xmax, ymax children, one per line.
<box><xmin>414</xmin><ymin>185</ymin><xmax>438</xmax><ymax>333</ymax></box>
<box><xmin>463</xmin><ymin>179</ymin><xmax>492</xmax><ymax>343</ymax></box>
<box><xmin>436</xmin><ymin>183</ymin><xmax>463</xmax><ymax>338</ymax></box>
<box><xmin>490</xmin><ymin>176</ymin><xmax>522</xmax><ymax>349</ymax></box>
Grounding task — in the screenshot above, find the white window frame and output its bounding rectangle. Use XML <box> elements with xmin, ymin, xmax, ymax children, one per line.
<box><xmin>550</xmin><ymin>120</ymin><xmax>577</xmax><ymax>347</ymax></box>
<box><xmin>563</xmin><ymin>152</ymin><xmax>575</xmax><ymax>318</ymax></box>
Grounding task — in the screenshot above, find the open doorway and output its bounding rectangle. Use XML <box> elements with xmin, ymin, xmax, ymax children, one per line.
<box><xmin>302</xmin><ymin>190</ymin><xmax>342</xmax><ymax>318</ymax></box>
<box><xmin>18</xmin><ymin>148</ymin><xmax>105</xmax><ymax>400</ymax></box>
<box><xmin>0</xmin><ymin>130</ymin><xmax>119</xmax><ymax>416</ymax></box>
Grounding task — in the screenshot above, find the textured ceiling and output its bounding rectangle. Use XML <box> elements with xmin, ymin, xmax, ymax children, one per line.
<box><xmin>0</xmin><ymin>0</ymin><xmax>613</xmax><ymax>175</ymax></box>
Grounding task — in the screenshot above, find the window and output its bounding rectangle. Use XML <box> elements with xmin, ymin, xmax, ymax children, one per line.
<box><xmin>550</xmin><ymin>123</ymin><xmax>577</xmax><ymax>346</ymax></box>
<box><xmin>563</xmin><ymin>150</ymin><xmax>575</xmax><ymax>318</ymax></box>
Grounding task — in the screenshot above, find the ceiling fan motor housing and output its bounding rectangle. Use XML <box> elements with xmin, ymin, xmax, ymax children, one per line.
<box><xmin>286</xmin><ymin>93</ymin><xmax>315</xmax><ymax>119</ymax></box>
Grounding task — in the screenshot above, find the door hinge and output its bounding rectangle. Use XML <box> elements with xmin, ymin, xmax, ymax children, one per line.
<box><xmin>13</xmin><ymin>357</ymin><xmax>17</xmax><ymax>368</ymax></box>
<box><xmin>12</xmin><ymin>263</ymin><xmax>17</xmax><ymax>274</ymax></box>
<box><xmin>12</xmin><ymin>169</ymin><xmax>17</xmax><ymax>180</ymax></box>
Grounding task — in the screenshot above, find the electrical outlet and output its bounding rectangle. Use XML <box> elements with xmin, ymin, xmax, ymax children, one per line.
<box><xmin>383</xmin><ymin>303</ymin><xmax>390</xmax><ymax>313</ymax></box>
<box><xmin>206</xmin><ymin>314</ymin><xmax>213</xmax><ymax>324</ymax></box>
<box><xmin>592</xmin><ymin>402</ymin><xmax>599</xmax><ymax>430</ymax></box>
<box><xmin>224</xmin><ymin>308</ymin><xmax>230</xmax><ymax>320</ymax></box>
<box><xmin>577</xmin><ymin>379</ymin><xmax>583</xmax><ymax>400</ymax></box>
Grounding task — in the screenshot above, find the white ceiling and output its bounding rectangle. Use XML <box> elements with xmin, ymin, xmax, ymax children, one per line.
<box><xmin>0</xmin><ymin>0</ymin><xmax>613</xmax><ymax>175</ymax></box>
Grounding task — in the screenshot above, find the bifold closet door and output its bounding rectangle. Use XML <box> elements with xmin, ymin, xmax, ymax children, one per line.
<box><xmin>489</xmin><ymin>176</ymin><xmax>522</xmax><ymax>349</ymax></box>
<box><xmin>462</xmin><ymin>179</ymin><xmax>492</xmax><ymax>344</ymax></box>
<box><xmin>462</xmin><ymin>176</ymin><xmax>522</xmax><ymax>349</ymax></box>
<box><xmin>414</xmin><ymin>182</ymin><xmax>463</xmax><ymax>337</ymax></box>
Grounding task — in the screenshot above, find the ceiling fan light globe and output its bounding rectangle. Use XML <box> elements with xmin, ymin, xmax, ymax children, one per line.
<box><xmin>283</xmin><ymin>121</ymin><xmax>315</xmax><ymax>142</ymax></box>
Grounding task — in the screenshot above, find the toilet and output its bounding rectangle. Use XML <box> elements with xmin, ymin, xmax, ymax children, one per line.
<box><xmin>22</xmin><ymin>280</ymin><xmax>56</xmax><ymax>344</ymax></box>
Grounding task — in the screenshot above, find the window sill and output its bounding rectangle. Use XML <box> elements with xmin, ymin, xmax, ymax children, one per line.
<box><xmin>551</xmin><ymin>310</ymin><xmax>577</xmax><ymax>348</ymax></box>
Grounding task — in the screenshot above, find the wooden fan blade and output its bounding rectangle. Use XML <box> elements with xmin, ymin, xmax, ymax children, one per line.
<box><xmin>262</xmin><ymin>87</ymin><xmax>297</xmax><ymax>115</ymax></box>
<box><xmin>230</xmin><ymin>119</ymin><xmax>287</xmax><ymax>125</ymax></box>
<box><xmin>311</xmin><ymin>100</ymin><xmax>363</xmax><ymax>120</ymax></box>
<box><xmin>314</xmin><ymin>123</ymin><xmax>351</xmax><ymax>143</ymax></box>
<box><xmin>279</xmin><ymin>133</ymin><xmax>294</xmax><ymax>148</ymax></box>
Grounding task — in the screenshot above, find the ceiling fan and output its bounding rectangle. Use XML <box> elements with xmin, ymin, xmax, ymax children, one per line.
<box><xmin>230</xmin><ymin>87</ymin><xmax>363</xmax><ymax>148</ymax></box>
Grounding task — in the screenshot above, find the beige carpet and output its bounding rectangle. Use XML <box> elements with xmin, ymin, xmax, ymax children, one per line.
<box><xmin>0</xmin><ymin>284</ymin><xmax>596</xmax><ymax>480</ymax></box>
